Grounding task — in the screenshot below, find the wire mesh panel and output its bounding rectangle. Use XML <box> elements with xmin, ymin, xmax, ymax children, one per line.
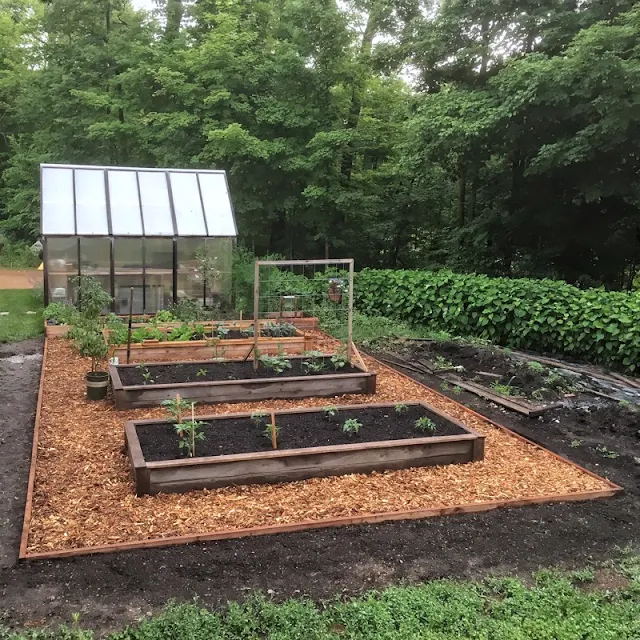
<box><xmin>253</xmin><ymin>259</ymin><xmax>354</xmax><ymax>364</ymax></box>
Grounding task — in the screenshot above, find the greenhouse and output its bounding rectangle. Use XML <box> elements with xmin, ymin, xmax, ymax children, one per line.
<box><xmin>40</xmin><ymin>163</ymin><xmax>237</xmax><ymax>314</ymax></box>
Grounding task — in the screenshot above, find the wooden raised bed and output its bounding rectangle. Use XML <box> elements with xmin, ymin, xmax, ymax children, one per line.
<box><xmin>263</xmin><ymin>312</ymin><xmax>319</xmax><ymax>329</ymax></box>
<box><xmin>125</xmin><ymin>402</ymin><xmax>485</xmax><ymax>495</ymax></box>
<box><xmin>109</xmin><ymin>355</ymin><xmax>377</xmax><ymax>409</ymax></box>
<box><xmin>44</xmin><ymin>322</ymin><xmax>69</xmax><ymax>338</ymax></box>
<box><xmin>106</xmin><ymin>324</ymin><xmax>313</xmax><ymax>363</ymax></box>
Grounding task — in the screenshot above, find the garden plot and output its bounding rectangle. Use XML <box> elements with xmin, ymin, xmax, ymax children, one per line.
<box><xmin>105</xmin><ymin>320</ymin><xmax>313</xmax><ymax>363</ymax></box>
<box><xmin>21</xmin><ymin>337</ymin><xmax>618</xmax><ymax>559</ymax></box>
<box><xmin>384</xmin><ymin>340</ymin><xmax>640</xmax><ymax>416</ymax></box>
<box><xmin>110</xmin><ymin>352</ymin><xmax>376</xmax><ymax>409</ymax></box>
<box><xmin>125</xmin><ymin>402</ymin><xmax>484</xmax><ymax>495</ymax></box>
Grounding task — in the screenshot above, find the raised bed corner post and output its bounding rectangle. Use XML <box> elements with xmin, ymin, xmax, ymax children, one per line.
<box><xmin>253</xmin><ymin>260</ymin><xmax>260</xmax><ymax>371</ymax></box>
<box><xmin>347</xmin><ymin>258</ymin><xmax>354</xmax><ymax>363</ymax></box>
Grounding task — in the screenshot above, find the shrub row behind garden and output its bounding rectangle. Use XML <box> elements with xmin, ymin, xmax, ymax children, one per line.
<box><xmin>354</xmin><ymin>269</ymin><xmax>640</xmax><ymax>373</ymax></box>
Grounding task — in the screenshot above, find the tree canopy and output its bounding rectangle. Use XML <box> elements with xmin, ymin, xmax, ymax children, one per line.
<box><xmin>0</xmin><ymin>0</ymin><xmax>639</xmax><ymax>288</ymax></box>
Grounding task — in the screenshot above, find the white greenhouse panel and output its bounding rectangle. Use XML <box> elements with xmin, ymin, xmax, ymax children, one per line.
<box><xmin>41</xmin><ymin>167</ymin><xmax>75</xmax><ymax>235</ymax></box>
<box><xmin>170</xmin><ymin>172</ymin><xmax>206</xmax><ymax>236</ymax></box>
<box><xmin>138</xmin><ymin>171</ymin><xmax>175</xmax><ymax>236</ymax></box>
<box><xmin>74</xmin><ymin>169</ymin><xmax>109</xmax><ymax>235</ymax></box>
<box><xmin>198</xmin><ymin>173</ymin><xmax>237</xmax><ymax>236</ymax></box>
<box><xmin>107</xmin><ymin>170</ymin><xmax>143</xmax><ymax>235</ymax></box>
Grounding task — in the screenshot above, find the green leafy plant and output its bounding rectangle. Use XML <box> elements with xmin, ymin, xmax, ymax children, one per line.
<box><xmin>414</xmin><ymin>416</ymin><xmax>437</xmax><ymax>434</ymax></box>
<box><xmin>161</xmin><ymin>395</ymin><xmax>192</xmax><ymax>423</ymax></box>
<box><xmin>250</xmin><ymin>410</ymin><xmax>269</xmax><ymax>427</ymax></box>
<box><xmin>342</xmin><ymin>418</ymin><xmax>362</xmax><ymax>435</ymax></box>
<box><xmin>322</xmin><ymin>405</ymin><xmax>338</xmax><ymax>418</ymax></box>
<box><xmin>137</xmin><ymin>363</ymin><xmax>154</xmax><ymax>385</ymax></box>
<box><xmin>490</xmin><ymin>380</ymin><xmax>515</xmax><ymax>396</ymax></box>
<box><xmin>527</xmin><ymin>361</ymin><xmax>546</xmax><ymax>373</ymax></box>
<box><xmin>262</xmin><ymin>423</ymin><xmax>280</xmax><ymax>442</ymax></box>
<box><xmin>73</xmin><ymin>326</ymin><xmax>108</xmax><ymax>372</ymax></box>
<box><xmin>70</xmin><ymin>275</ymin><xmax>112</xmax><ymax>321</ymax></box>
<box><xmin>259</xmin><ymin>352</ymin><xmax>292</xmax><ymax>374</ymax></box>
<box><xmin>330</xmin><ymin>350</ymin><xmax>349</xmax><ymax>370</ymax></box>
<box><xmin>196</xmin><ymin>368</ymin><xmax>208</xmax><ymax>377</ymax></box>
<box><xmin>570</xmin><ymin>439</ymin><xmax>582</xmax><ymax>448</ymax></box>
<box><xmin>394</xmin><ymin>403</ymin><xmax>409</xmax><ymax>414</ymax></box>
<box><xmin>440</xmin><ymin>381</ymin><xmax>450</xmax><ymax>392</ymax></box>
<box><xmin>301</xmin><ymin>350</ymin><xmax>326</xmax><ymax>374</ymax></box>
<box><xmin>43</xmin><ymin>301</ymin><xmax>74</xmax><ymax>325</ymax></box>
<box><xmin>596</xmin><ymin>445</ymin><xmax>619</xmax><ymax>459</ymax></box>
<box><xmin>433</xmin><ymin>355</ymin><xmax>454</xmax><ymax>370</ymax></box>
<box><xmin>155</xmin><ymin>310</ymin><xmax>176</xmax><ymax>323</ymax></box>
<box><xmin>175</xmin><ymin>414</ymin><xmax>205</xmax><ymax>458</ymax></box>
<box><xmin>215</xmin><ymin>325</ymin><xmax>230</xmax><ymax>339</ymax></box>
<box><xmin>452</xmin><ymin>385</ymin><xmax>462</xmax><ymax>395</ymax></box>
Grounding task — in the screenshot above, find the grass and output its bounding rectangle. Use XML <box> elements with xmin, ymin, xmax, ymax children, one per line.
<box><xmin>0</xmin><ymin>289</ymin><xmax>44</xmax><ymax>342</ymax></box>
<box><xmin>1</xmin><ymin>567</ymin><xmax>638</xmax><ymax>639</ymax></box>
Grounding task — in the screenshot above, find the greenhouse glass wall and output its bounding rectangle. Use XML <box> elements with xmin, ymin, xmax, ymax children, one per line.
<box><xmin>41</xmin><ymin>164</ymin><xmax>237</xmax><ymax>314</ymax></box>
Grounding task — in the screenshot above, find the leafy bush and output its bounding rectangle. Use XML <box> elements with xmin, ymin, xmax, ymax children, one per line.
<box><xmin>355</xmin><ymin>269</ymin><xmax>640</xmax><ymax>372</ymax></box>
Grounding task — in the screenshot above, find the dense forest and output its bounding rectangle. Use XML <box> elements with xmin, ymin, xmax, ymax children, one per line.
<box><xmin>0</xmin><ymin>0</ymin><xmax>638</xmax><ymax>288</ymax></box>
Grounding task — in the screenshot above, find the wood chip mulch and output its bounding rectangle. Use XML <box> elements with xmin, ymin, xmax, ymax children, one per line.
<box><xmin>26</xmin><ymin>337</ymin><xmax>611</xmax><ymax>554</ymax></box>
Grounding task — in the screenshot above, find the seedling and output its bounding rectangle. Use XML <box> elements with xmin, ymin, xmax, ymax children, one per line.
<box><xmin>342</xmin><ymin>418</ymin><xmax>362</xmax><ymax>435</ymax></box>
<box><xmin>394</xmin><ymin>403</ymin><xmax>409</xmax><ymax>414</ymax></box>
<box><xmin>302</xmin><ymin>350</ymin><xmax>326</xmax><ymax>374</ymax></box>
<box><xmin>414</xmin><ymin>416</ymin><xmax>436</xmax><ymax>434</ymax></box>
<box><xmin>490</xmin><ymin>380</ymin><xmax>514</xmax><ymax>396</ymax></box>
<box><xmin>262</xmin><ymin>423</ymin><xmax>280</xmax><ymax>448</ymax></box>
<box><xmin>569</xmin><ymin>439</ymin><xmax>582</xmax><ymax>448</ymax></box>
<box><xmin>527</xmin><ymin>361</ymin><xmax>545</xmax><ymax>373</ymax></box>
<box><xmin>323</xmin><ymin>405</ymin><xmax>338</xmax><ymax>418</ymax></box>
<box><xmin>216</xmin><ymin>326</ymin><xmax>230</xmax><ymax>339</ymax></box>
<box><xmin>161</xmin><ymin>394</ymin><xmax>191</xmax><ymax>424</ymax></box>
<box><xmin>440</xmin><ymin>381</ymin><xmax>450</xmax><ymax>392</ymax></box>
<box><xmin>175</xmin><ymin>403</ymin><xmax>205</xmax><ymax>458</ymax></box>
<box><xmin>137</xmin><ymin>363</ymin><xmax>154</xmax><ymax>385</ymax></box>
<box><xmin>196</xmin><ymin>368</ymin><xmax>208</xmax><ymax>377</ymax></box>
<box><xmin>452</xmin><ymin>385</ymin><xmax>462</xmax><ymax>395</ymax></box>
<box><xmin>330</xmin><ymin>351</ymin><xmax>349</xmax><ymax>370</ymax></box>
<box><xmin>251</xmin><ymin>410</ymin><xmax>269</xmax><ymax>427</ymax></box>
<box><xmin>596</xmin><ymin>445</ymin><xmax>619</xmax><ymax>459</ymax></box>
<box><xmin>433</xmin><ymin>355</ymin><xmax>454</xmax><ymax>370</ymax></box>
<box><xmin>259</xmin><ymin>352</ymin><xmax>292</xmax><ymax>374</ymax></box>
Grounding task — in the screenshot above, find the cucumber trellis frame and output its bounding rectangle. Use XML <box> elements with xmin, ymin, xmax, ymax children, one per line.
<box><xmin>252</xmin><ymin>259</ymin><xmax>355</xmax><ymax>368</ymax></box>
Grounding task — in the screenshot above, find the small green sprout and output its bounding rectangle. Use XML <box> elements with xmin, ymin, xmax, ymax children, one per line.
<box><xmin>414</xmin><ymin>416</ymin><xmax>436</xmax><ymax>434</ymax></box>
<box><xmin>394</xmin><ymin>403</ymin><xmax>409</xmax><ymax>414</ymax></box>
<box><xmin>596</xmin><ymin>445</ymin><xmax>619</xmax><ymax>459</ymax></box>
<box><xmin>262</xmin><ymin>423</ymin><xmax>280</xmax><ymax>442</ymax></box>
<box><xmin>569</xmin><ymin>439</ymin><xmax>582</xmax><ymax>448</ymax></box>
<box><xmin>196</xmin><ymin>368</ymin><xmax>208</xmax><ymax>377</ymax></box>
<box><xmin>251</xmin><ymin>410</ymin><xmax>269</xmax><ymax>427</ymax></box>
<box><xmin>452</xmin><ymin>385</ymin><xmax>462</xmax><ymax>395</ymax></box>
<box><xmin>323</xmin><ymin>405</ymin><xmax>338</xmax><ymax>418</ymax></box>
<box><xmin>342</xmin><ymin>418</ymin><xmax>362</xmax><ymax>435</ymax></box>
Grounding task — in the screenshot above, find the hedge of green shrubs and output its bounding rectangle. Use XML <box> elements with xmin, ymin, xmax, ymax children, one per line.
<box><xmin>354</xmin><ymin>269</ymin><xmax>640</xmax><ymax>372</ymax></box>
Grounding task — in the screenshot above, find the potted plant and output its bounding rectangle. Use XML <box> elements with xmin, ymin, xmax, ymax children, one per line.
<box><xmin>67</xmin><ymin>276</ymin><xmax>113</xmax><ymax>400</ymax></box>
<box><xmin>75</xmin><ymin>325</ymin><xmax>109</xmax><ymax>400</ymax></box>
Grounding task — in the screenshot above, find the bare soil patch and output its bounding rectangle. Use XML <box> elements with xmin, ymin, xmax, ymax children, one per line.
<box><xmin>0</xmin><ymin>269</ymin><xmax>41</xmax><ymax>290</ymax></box>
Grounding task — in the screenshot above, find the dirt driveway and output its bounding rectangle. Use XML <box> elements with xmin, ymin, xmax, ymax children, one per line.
<box><xmin>0</xmin><ymin>269</ymin><xmax>42</xmax><ymax>290</ymax></box>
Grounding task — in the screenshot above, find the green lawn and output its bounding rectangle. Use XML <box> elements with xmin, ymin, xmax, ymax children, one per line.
<box><xmin>0</xmin><ymin>289</ymin><xmax>44</xmax><ymax>343</ymax></box>
<box><xmin>2</xmin><ymin>563</ymin><xmax>639</xmax><ymax>639</ymax></box>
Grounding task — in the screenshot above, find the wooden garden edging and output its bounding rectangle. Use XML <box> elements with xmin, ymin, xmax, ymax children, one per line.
<box><xmin>19</xmin><ymin>342</ymin><xmax>622</xmax><ymax>561</ymax></box>
<box><xmin>109</xmin><ymin>356</ymin><xmax>377</xmax><ymax>410</ymax></box>
<box><xmin>125</xmin><ymin>402</ymin><xmax>485</xmax><ymax>495</ymax></box>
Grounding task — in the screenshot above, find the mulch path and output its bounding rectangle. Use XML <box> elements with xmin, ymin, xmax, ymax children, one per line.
<box><xmin>25</xmin><ymin>336</ymin><xmax>610</xmax><ymax>554</ymax></box>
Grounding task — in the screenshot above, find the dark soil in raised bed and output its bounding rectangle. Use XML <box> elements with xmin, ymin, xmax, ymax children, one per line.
<box><xmin>135</xmin><ymin>405</ymin><xmax>466</xmax><ymax>461</ymax></box>
<box><xmin>118</xmin><ymin>358</ymin><xmax>360</xmax><ymax>386</ymax></box>
<box><xmin>217</xmin><ymin>327</ymin><xmax>297</xmax><ymax>340</ymax></box>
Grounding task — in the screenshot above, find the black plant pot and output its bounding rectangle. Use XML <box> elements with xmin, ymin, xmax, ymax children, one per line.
<box><xmin>86</xmin><ymin>371</ymin><xmax>109</xmax><ymax>401</ymax></box>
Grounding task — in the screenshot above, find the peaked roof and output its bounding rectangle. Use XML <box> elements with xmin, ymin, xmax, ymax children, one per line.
<box><xmin>40</xmin><ymin>164</ymin><xmax>237</xmax><ymax>237</ymax></box>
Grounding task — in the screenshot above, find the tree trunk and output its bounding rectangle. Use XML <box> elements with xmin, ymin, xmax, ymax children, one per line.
<box><xmin>457</xmin><ymin>163</ymin><xmax>466</xmax><ymax>226</ymax></box>
<box><xmin>164</xmin><ymin>0</ymin><xmax>184</xmax><ymax>41</ymax></box>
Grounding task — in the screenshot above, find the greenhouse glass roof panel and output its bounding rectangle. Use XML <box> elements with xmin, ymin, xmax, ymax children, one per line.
<box><xmin>40</xmin><ymin>164</ymin><xmax>237</xmax><ymax>237</ymax></box>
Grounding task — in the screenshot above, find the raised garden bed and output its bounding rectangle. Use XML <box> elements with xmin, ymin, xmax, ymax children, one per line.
<box><xmin>110</xmin><ymin>355</ymin><xmax>377</xmax><ymax>409</ymax></box>
<box><xmin>263</xmin><ymin>311</ymin><xmax>319</xmax><ymax>329</ymax></box>
<box><xmin>125</xmin><ymin>402</ymin><xmax>485</xmax><ymax>495</ymax></box>
<box><xmin>106</xmin><ymin>321</ymin><xmax>313</xmax><ymax>363</ymax></box>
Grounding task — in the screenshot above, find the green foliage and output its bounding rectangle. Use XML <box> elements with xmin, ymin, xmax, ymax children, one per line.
<box><xmin>356</xmin><ymin>268</ymin><xmax>640</xmax><ymax>372</ymax></box>
<box><xmin>136</xmin><ymin>364</ymin><xmax>154</xmax><ymax>385</ymax></box>
<box><xmin>342</xmin><ymin>418</ymin><xmax>362</xmax><ymax>435</ymax></box>
<box><xmin>414</xmin><ymin>416</ymin><xmax>437</xmax><ymax>434</ymax></box>
<box><xmin>490</xmin><ymin>381</ymin><xmax>515</xmax><ymax>396</ymax></box>
<box><xmin>262</xmin><ymin>423</ymin><xmax>279</xmax><ymax>444</ymax></box>
<box><xmin>595</xmin><ymin>445</ymin><xmax>619</xmax><ymax>459</ymax></box>
<box><xmin>70</xmin><ymin>277</ymin><xmax>112</xmax><ymax>322</ymax></box>
<box><xmin>196</xmin><ymin>368</ymin><xmax>207</xmax><ymax>378</ymax></box>
<box><xmin>259</xmin><ymin>353</ymin><xmax>292</xmax><ymax>374</ymax></box>
<box><xmin>394</xmin><ymin>403</ymin><xmax>408</xmax><ymax>414</ymax></box>
<box><xmin>0</xmin><ymin>289</ymin><xmax>43</xmax><ymax>342</ymax></box>
<box><xmin>301</xmin><ymin>350</ymin><xmax>326</xmax><ymax>374</ymax></box>
<box><xmin>250</xmin><ymin>411</ymin><xmax>269</xmax><ymax>427</ymax></box>
<box><xmin>73</xmin><ymin>327</ymin><xmax>108</xmax><ymax>372</ymax></box>
<box><xmin>0</xmin><ymin>240</ymin><xmax>39</xmax><ymax>268</ymax></box>
<box><xmin>322</xmin><ymin>405</ymin><xmax>338</xmax><ymax>418</ymax></box>
<box><xmin>175</xmin><ymin>419</ymin><xmax>205</xmax><ymax>458</ymax></box>
<box><xmin>161</xmin><ymin>396</ymin><xmax>192</xmax><ymax>423</ymax></box>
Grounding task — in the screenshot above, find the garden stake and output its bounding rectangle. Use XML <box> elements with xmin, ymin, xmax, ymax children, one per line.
<box><xmin>242</xmin><ymin>344</ymin><xmax>255</xmax><ymax>362</ymax></box>
<box><xmin>270</xmin><ymin>409</ymin><xmax>277</xmax><ymax>449</ymax></box>
<box><xmin>125</xmin><ymin>287</ymin><xmax>134</xmax><ymax>364</ymax></box>
<box><xmin>191</xmin><ymin>403</ymin><xmax>195</xmax><ymax>457</ymax></box>
<box><xmin>176</xmin><ymin>393</ymin><xmax>182</xmax><ymax>424</ymax></box>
